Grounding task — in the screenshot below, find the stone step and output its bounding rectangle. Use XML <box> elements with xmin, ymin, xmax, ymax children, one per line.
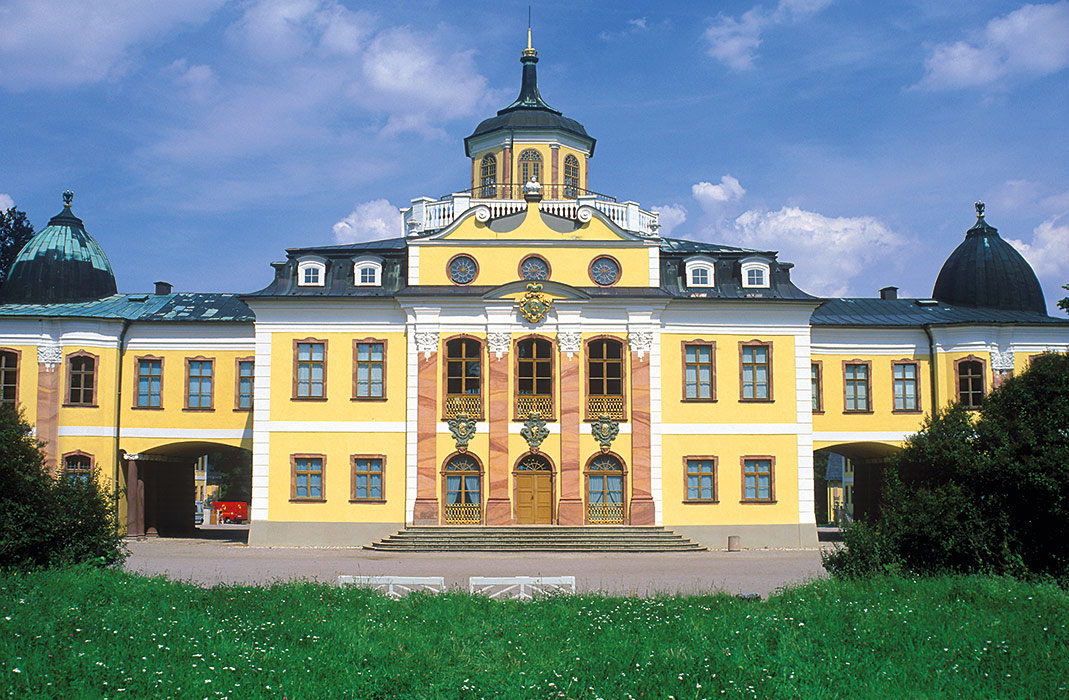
<box><xmin>365</xmin><ymin>525</ymin><xmax>707</xmax><ymax>552</ymax></box>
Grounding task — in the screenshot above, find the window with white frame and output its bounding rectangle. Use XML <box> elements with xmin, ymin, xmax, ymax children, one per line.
<box><xmin>297</xmin><ymin>258</ymin><xmax>326</xmax><ymax>287</ymax></box>
<box><xmin>740</xmin><ymin>259</ymin><xmax>771</xmax><ymax>288</ymax></box>
<box><xmin>353</xmin><ymin>258</ymin><xmax>383</xmax><ymax>287</ymax></box>
<box><xmin>685</xmin><ymin>257</ymin><xmax>716</xmax><ymax>288</ymax></box>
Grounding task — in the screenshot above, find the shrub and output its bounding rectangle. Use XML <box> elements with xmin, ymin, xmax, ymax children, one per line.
<box><xmin>0</xmin><ymin>405</ymin><xmax>126</xmax><ymax>570</ymax></box>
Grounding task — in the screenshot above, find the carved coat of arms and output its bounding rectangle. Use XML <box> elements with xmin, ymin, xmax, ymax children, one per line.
<box><xmin>448</xmin><ymin>413</ymin><xmax>477</xmax><ymax>452</ymax></box>
<box><xmin>518</xmin><ymin>282</ymin><xmax>552</xmax><ymax>324</ymax></box>
<box><xmin>520</xmin><ymin>411</ymin><xmax>550</xmax><ymax>452</ymax></box>
<box><xmin>590</xmin><ymin>413</ymin><xmax>620</xmax><ymax>452</ymax></box>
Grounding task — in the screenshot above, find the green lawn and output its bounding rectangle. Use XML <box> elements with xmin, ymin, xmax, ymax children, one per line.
<box><xmin>1</xmin><ymin>567</ymin><xmax>1066</xmax><ymax>699</ymax></box>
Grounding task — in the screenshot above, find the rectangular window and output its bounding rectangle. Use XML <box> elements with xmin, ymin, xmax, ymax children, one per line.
<box><xmin>67</xmin><ymin>354</ymin><xmax>96</xmax><ymax>405</ymax></box>
<box><xmin>63</xmin><ymin>454</ymin><xmax>93</xmax><ymax>485</ymax></box>
<box><xmin>237</xmin><ymin>359</ymin><xmax>254</xmax><ymax>409</ymax></box>
<box><xmin>956</xmin><ymin>358</ymin><xmax>985</xmax><ymax>409</ymax></box>
<box><xmin>893</xmin><ymin>362</ymin><xmax>919</xmax><ymax>412</ymax></box>
<box><xmin>136</xmin><ymin>358</ymin><xmax>162</xmax><ymax>408</ymax></box>
<box><xmin>844</xmin><ymin>362</ymin><xmax>870</xmax><ymax>412</ymax></box>
<box><xmin>740</xmin><ymin>342</ymin><xmax>771</xmax><ymax>401</ymax></box>
<box><xmin>295</xmin><ymin>341</ymin><xmax>326</xmax><ymax>399</ymax></box>
<box><xmin>292</xmin><ymin>455</ymin><xmax>324</xmax><ymax>500</ymax></box>
<box><xmin>0</xmin><ymin>350</ymin><xmax>17</xmax><ymax>405</ymax></box>
<box><xmin>742</xmin><ymin>458</ymin><xmax>774</xmax><ymax>502</ymax></box>
<box><xmin>811</xmin><ymin>362</ymin><xmax>823</xmax><ymax>412</ymax></box>
<box><xmin>354</xmin><ymin>341</ymin><xmax>385</xmax><ymax>399</ymax></box>
<box><xmin>683</xmin><ymin>343</ymin><xmax>715</xmax><ymax>401</ymax></box>
<box><xmin>351</xmin><ymin>456</ymin><xmax>384</xmax><ymax>501</ymax></box>
<box><xmin>685</xmin><ymin>458</ymin><xmax>717</xmax><ymax>502</ymax></box>
<box><xmin>186</xmin><ymin>359</ymin><xmax>214</xmax><ymax>409</ymax></box>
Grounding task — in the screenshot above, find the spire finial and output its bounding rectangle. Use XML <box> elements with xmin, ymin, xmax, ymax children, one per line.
<box><xmin>975</xmin><ymin>200</ymin><xmax>985</xmax><ymax>219</ymax></box>
<box><xmin>63</xmin><ymin>190</ymin><xmax>73</xmax><ymax>207</ymax></box>
<box><xmin>522</xmin><ymin>6</ymin><xmax>537</xmax><ymax>58</ymax></box>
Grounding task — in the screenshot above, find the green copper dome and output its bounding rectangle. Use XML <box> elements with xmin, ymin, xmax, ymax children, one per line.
<box><xmin>0</xmin><ymin>192</ymin><xmax>117</xmax><ymax>304</ymax></box>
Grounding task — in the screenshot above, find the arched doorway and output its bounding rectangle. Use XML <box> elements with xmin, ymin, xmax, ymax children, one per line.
<box><xmin>514</xmin><ymin>453</ymin><xmax>554</xmax><ymax>524</ymax></box>
<box><xmin>442</xmin><ymin>453</ymin><xmax>482</xmax><ymax>524</ymax></box>
<box><xmin>585</xmin><ymin>453</ymin><xmax>626</xmax><ymax>524</ymax></box>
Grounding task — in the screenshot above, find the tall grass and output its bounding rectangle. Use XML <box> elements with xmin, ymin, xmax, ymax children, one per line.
<box><xmin>1</xmin><ymin>567</ymin><xmax>1066</xmax><ymax>699</ymax></box>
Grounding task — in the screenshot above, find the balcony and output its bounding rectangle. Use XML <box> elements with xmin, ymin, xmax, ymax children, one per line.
<box><xmin>587</xmin><ymin>395</ymin><xmax>625</xmax><ymax>420</ymax></box>
<box><xmin>444</xmin><ymin>394</ymin><xmax>482</xmax><ymax>420</ymax></box>
<box><xmin>516</xmin><ymin>394</ymin><xmax>553</xmax><ymax>419</ymax></box>
<box><xmin>402</xmin><ymin>187</ymin><xmax>661</xmax><ymax>238</ymax></box>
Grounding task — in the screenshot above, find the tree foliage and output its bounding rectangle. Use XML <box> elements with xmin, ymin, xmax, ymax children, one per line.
<box><xmin>1059</xmin><ymin>284</ymin><xmax>1068</xmax><ymax>315</ymax></box>
<box><xmin>824</xmin><ymin>352</ymin><xmax>1069</xmax><ymax>582</ymax></box>
<box><xmin>0</xmin><ymin>405</ymin><xmax>126</xmax><ymax>570</ymax></box>
<box><xmin>0</xmin><ymin>206</ymin><xmax>35</xmax><ymax>279</ymax></box>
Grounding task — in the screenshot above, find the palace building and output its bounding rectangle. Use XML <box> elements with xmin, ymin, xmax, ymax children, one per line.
<box><xmin>3</xmin><ymin>36</ymin><xmax>1067</xmax><ymax>549</ymax></box>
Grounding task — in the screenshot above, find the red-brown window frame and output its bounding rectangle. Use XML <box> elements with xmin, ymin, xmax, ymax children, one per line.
<box><xmin>235</xmin><ymin>356</ymin><xmax>254</xmax><ymax>411</ymax></box>
<box><xmin>133</xmin><ymin>355</ymin><xmax>164</xmax><ymax>410</ymax></box>
<box><xmin>184</xmin><ymin>356</ymin><xmax>215</xmax><ymax>411</ymax></box>
<box><xmin>442</xmin><ymin>334</ymin><xmax>485</xmax><ymax>420</ymax></box>
<box><xmin>352</xmin><ymin>338</ymin><xmax>388</xmax><ymax>401</ymax></box>
<box><xmin>514</xmin><ymin>334</ymin><xmax>556</xmax><ymax>420</ymax></box>
<box><xmin>891</xmin><ymin>359</ymin><xmax>922</xmax><ymax>414</ymax></box>
<box><xmin>350</xmin><ymin>454</ymin><xmax>386</xmax><ymax>502</ymax></box>
<box><xmin>681</xmin><ymin>340</ymin><xmax>716</xmax><ymax>402</ymax></box>
<box><xmin>811</xmin><ymin>360</ymin><xmax>824</xmax><ymax>414</ymax></box>
<box><xmin>842</xmin><ymin>359</ymin><xmax>873</xmax><ymax>414</ymax></box>
<box><xmin>292</xmin><ymin>338</ymin><xmax>328</xmax><ymax>401</ymax></box>
<box><xmin>683</xmin><ymin>455</ymin><xmax>718</xmax><ymax>503</ymax></box>
<box><xmin>954</xmin><ymin>354</ymin><xmax>987</xmax><ymax>409</ymax></box>
<box><xmin>62</xmin><ymin>449</ymin><xmax>95</xmax><ymax>479</ymax></box>
<box><xmin>64</xmin><ymin>350</ymin><xmax>99</xmax><ymax>407</ymax></box>
<box><xmin>584</xmin><ymin>335</ymin><xmax>628</xmax><ymax>421</ymax></box>
<box><xmin>740</xmin><ymin>455</ymin><xmax>776</xmax><ymax>503</ymax></box>
<box><xmin>738</xmin><ymin>340</ymin><xmax>773</xmax><ymax>402</ymax></box>
<box><xmin>0</xmin><ymin>347</ymin><xmax>20</xmax><ymax>407</ymax></box>
<box><xmin>290</xmin><ymin>453</ymin><xmax>326</xmax><ymax>502</ymax></box>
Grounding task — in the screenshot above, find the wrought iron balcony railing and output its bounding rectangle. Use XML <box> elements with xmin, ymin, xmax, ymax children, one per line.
<box><xmin>444</xmin><ymin>394</ymin><xmax>482</xmax><ymax>420</ymax></box>
<box><xmin>444</xmin><ymin>503</ymin><xmax>481</xmax><ymax>525</ymax></box>
<box><xmin>516</xmin><ymin>394</ymin><xmax>553</xmax><ymax>419</ymax></box>
<box><xmin>587</xmin><ymin>503</ymin><xmax>625</xmax><ymax>524</ymax></box>
<box><xmin>586</xmin><ymin>395</ymin><xmax>625</xmax><ymax>420</ymax></box>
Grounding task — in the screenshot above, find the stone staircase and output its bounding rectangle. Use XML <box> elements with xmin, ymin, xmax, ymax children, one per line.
<box><xmin>364</xmin><ymin>526</ymin><xmax>707</xmax><ymax>552</ymax></box>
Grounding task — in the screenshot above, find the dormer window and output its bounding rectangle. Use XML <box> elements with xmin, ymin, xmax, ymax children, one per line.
<box><xmin>740</xmin><ymin>258</ymin><xmax>771</xmax><ymax>289</ymax></box>
<box><xmin>297</xmin><ymin>258</ymin><xmax>327</xmax><ymax>287</ymax></box>
<box><xmin>685</xmin><ymin>257</ymin><xmax>716</xmax><ymax>288</ymax></box>
<box><xmin>353</xmin><ymin>257</ymin><xmax>383</xmax><ymax>287</ymax></box>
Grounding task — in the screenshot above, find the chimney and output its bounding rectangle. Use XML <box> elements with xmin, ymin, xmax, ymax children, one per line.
<box><xmin>154</xmin><ymin>281</ymin><xmax>173</xmax><ymax>295</ymax></box>
<box><xmin>880</xmin><ymin>286</ymin><xmax>898</xmax><ymax>300</ymax></box>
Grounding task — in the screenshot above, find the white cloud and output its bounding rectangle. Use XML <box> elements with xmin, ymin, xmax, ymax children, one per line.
<box><xmin>704</xmin><ymin>0</ymin><xmax>832</xmax><ymax>70</ymax></box>
<box><xmin>919</xmin><ymin>2</ymin><xmax>1069</xmax><ymax>90</ymax></box>
<box><xmin>0</xmin><ymin>194</ymin><xmax>13</xmax><ymax>210</ymax></box>
<box><xmin>0</xmin><ymin>0</ymin><xmax>225</xmax><ymax>90</ymax></box>
<box><xmin>727</xmin><ymin>206</ymin><xmax>907</xmax><ymax>296</ymax></box>
<box><xmin>1007</xmin><ymin>215</ymin><xmax>1069</xmax><ymax>277</ymax></box>
<box><xmin>650</xmin><ymin>204</ymin><xmax>687</xmax><ymax>235</ymax></box>
<box><xmin>333</xmin><ymin>199</ymin><xmax>401</xmax><ymax>243</ymax></box>
<box><xmin>692</xmin><ymin>175</ymin><xmax>746</xmax><ymax>208</ymax></box>
<box><xmin>166</xmin><ymin>59</ymin><xmax>218</xmax><ymax>103</ymax></box>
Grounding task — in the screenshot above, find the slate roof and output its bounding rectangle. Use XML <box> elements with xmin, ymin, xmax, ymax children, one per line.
<box><xmin>812</xmin><ymin>297</ymin><xmax>1068</xmax><ymax>327</ymax></box>
<box><xmin>0</xmin><ymin>293</ymin><xmax>253</xmax><ymax>322</ymax></box>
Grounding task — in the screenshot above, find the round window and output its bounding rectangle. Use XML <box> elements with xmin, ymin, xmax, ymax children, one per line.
<box><xmin>589</xmin><ymin>256</ymin><xmax>620</xmax><ymax>286</ymax></box>
<box><xmin>520</xmin><ymin>256</ymin><xmax>550</xmax><ymax>281</ymax></box>
<box><xmin>448</xmin><ymin>255</ymin><xmax>478</xmax><ymax>285</ymax></box>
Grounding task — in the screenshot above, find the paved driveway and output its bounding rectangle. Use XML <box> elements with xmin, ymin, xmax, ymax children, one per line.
<box><xmin>124</xmin><ymin>532</ymin><xmax>830</xmax><ymax>598</ymax></box>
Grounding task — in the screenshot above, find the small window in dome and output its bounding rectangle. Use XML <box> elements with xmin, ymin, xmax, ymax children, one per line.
<box><xmin>353</xmin><ymin>257</ymin><xmax>383</xmax><ymax>287</ymax></box>
<box><xmin>740</xmin><ymin>259</ymin><xmax>771</xmax><ymax>289</ymax></box>
<box><xmin>685</xmin><ymin>257</ymin><xmax>716</xmax><ymax>288</ymax></box>
<box><xmin>297</xmin><ymin>258</ymin><xmax>326</xmax><ymax>287</ymax></box>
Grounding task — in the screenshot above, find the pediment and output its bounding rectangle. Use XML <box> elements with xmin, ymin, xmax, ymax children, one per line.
<box><xmin>482</xmin><ymin>279</ymin><xmax>591</xmax><ymax>301</ymax></box>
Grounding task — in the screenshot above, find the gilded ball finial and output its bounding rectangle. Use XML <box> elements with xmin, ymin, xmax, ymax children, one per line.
<box><xmin>63</xmin><ymin>190</ymin><xmax>74</xmax><ymax>207</ymax></box>
<box><xmin>975</xmin><ymin>200</ymin><xmax>985</xmax><ymax>219</ymax></box>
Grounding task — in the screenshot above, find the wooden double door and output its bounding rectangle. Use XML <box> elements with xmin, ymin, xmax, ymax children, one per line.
<box><xmin>515</xmin><ymin>472</ymin><xmax>553</xmax><ymax>524</ymax></box>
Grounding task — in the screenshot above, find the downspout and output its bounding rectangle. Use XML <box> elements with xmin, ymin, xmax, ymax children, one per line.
<box><xmin>113</xmin><ymin>320</ymin><xmax>131</xmax><ymax>501</ymax></box>
<box><xmin>923</xmin><ymin>324</ymin><xmax>938</xmax><ymax>416</ymax></box>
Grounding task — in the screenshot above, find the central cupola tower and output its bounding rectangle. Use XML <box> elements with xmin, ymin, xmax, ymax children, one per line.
<box><xmin>464</xmin><ymin>29</ymin><xmax>596</xmax><ymax>200</ymax></box>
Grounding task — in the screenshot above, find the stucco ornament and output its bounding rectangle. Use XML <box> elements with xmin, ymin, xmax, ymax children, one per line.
<box><xmin>558</xmin><ymin>331</ymin><xmax>581</xmax><ymax>357</ymax></box>
<box><xmin>487</xmin><ymin>332</ymin><xmax>511</xmax><ymax>359</ymax></box>
<box><xmin>990</xmin><ymin>351</ymin><xmax>1015</xmax><ymax>371</ymax></box>
<box><xmin>629</xmin><ymin>331</ymin><xmax>653</xmax><ymax>359</ymax></box>
<box><xmin>591</xmin><ymin>413</ymin><xmax>620</xmax><ymax>452</ymax></box>
<box><xmin>415</xmin><ymin>332</ymin><xmax>439</xmax><ymax>358</ymax></box>
<box><xmin>520</xmin><ymin>411</ymin><xmax>550</xmax><ymax>452</ymax></box>
<box><xmin>518</xmin><ymin>282</ymin><xmax>552</xmax><ymax>324</ymax></box>
<box><xmin>448</xmin><ymin>413</ymin><xmax>477</xmax><ymax>452</ymax></box>
<box><xmin>37</xmin><ymin>343</ymin><xmax>62</xmax><ymax>365</ymax></box>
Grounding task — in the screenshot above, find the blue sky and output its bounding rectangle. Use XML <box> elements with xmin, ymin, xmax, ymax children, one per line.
<box><xmin>1</xmin><ymin>0</ymin><xmax>1067</xmax><ymax>309</ymax></box>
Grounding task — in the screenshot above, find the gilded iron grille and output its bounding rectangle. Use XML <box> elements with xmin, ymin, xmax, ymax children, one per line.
<box><xmin>516</xmin><ymin>394</ymin><xmax>552</xmax><ymax>418</ymax></box>
<box><xmin>587</xmin><ymin>395</ymin><xmax>624</xmax><ymax>419</ymax></box>
<box><xmin>587</xmin><ymin>503</ymin><xmax>624</xmax><ymax>524</ymax></box>
<box><xmin>444</xmin><ymin>394</ymin><xmax>481</xmax><ymax>419</ymax></box>
<box><xmin>444</xmin><ymin>503</ymin><xmax>481</xmax><ymax>524</ymax></box>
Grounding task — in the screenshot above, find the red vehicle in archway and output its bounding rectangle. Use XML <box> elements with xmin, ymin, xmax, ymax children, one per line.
<box><xmin>212</xmin><ymin>501</ymin><xmax>248</xmax><ymax>524</ymax></box>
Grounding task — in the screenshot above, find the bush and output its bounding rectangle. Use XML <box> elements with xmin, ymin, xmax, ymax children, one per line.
<box><xmin>0</xmin><ymin>405</ymin><xmax>126</xmax><ymax>570</ymax></box>
<box><xmin>823</xmin><ymin>352</ymin><xmax>1069</xmax><ymax>583</ymax></box>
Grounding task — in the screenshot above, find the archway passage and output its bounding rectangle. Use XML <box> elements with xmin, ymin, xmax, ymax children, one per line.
<box><xmin>515</xmin><ymin>453</ymin><xmax>553</xmax><ymax>524</ymax></box>
<box><xmin>124</xmin><ymin>442</ymin><xmax>251</xmax><ymax>539</ymax></box>
<box><xmin>815</xmin><ymin>442</ymin><xmax>901</xmax><ymax>525</ymax></box>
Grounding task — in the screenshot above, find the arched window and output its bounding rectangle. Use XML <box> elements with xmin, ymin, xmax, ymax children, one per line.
<box><xmin>519</xmin><ymin>149</ymin><xmax>542</xmax><ymax>186</ymax></box>
<box><xmin>443</xmin><ymin>454</ymin><xmax>481</xmax><ymax>524</ymax></box>
<box><xmin>741</xmin><ymin>258</ymin><xmax>771</xmax><ymax>288</ymax></box>
<box><xmin>63</xmin><ymin>452</ymin><xmax>93</xmax><ymax>485</ymax></box>
<box><xmin>587</xmin><ymin>338</ymin><xmax>624</xmax><ymax>419</ymax></box>
<box><xmin>563</xmin><ymin>154</ymin><xmax>580</xmax><ymax>198</ymax></box>
<box><xmin>587</xmin><ymin>453</ymin><xmax>625</xmax><ymax>524</ymax></box>
<box><xmin>297</xmin><ymin>258</ymin><xmax>326</xmax><ymax>287</ymax></box>
<box><xmin>444</xmin><ymin>337</ymin><xmax>482</xmax><ymax>419</ymax></box>
<box><xmin>479</xmin><ymin>154</ymin><xmax>497</xmax><ymax>198</ymax></box>
<box><xmin>0</xmin><ymin>350</ymin><xmax>18</xmax><ymax>405</ymax></box>
<box><xmin>956</xmin><ymin>358</ymin><xmax>985</xmax><ymax>409</ymax></box>
<box><xmin>516</xmin><ymin>337</ymin><xmax>553</xmax><ymax>418</ymax></box>
<box><xmin>67</xmin><ymin>353</ymin><xmax>96</xmax><ymax>405</ymax></box>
